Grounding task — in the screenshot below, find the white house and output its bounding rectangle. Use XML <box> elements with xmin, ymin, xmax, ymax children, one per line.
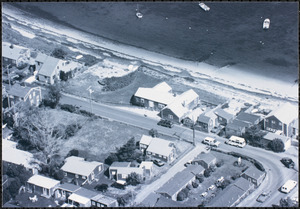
<box><xmin>27</xmin><ymin>175</ymin><xmax>60</xmax><ymax>198</ymax></box>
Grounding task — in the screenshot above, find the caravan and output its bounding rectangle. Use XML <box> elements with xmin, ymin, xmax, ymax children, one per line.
<box><xmin>225</xmin><ymin>136</ymin><xmax>246</xmax><ymax>148</ymax></box>
<box><xmin>281</xmin><ymin>180</ymin><xmax>297</xmax><ymax>193</ymax></box>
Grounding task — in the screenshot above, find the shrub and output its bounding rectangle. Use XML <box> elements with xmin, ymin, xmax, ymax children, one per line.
<box><xmin>177</xmin><ymin>191</ymin><xmax>187</xmax><ymax>201</ymax></box>
<box><xmin>192</xmin><ymin>181</ymin><xmax>199</xmax><ymax>188</ymax></box>
<box><xmin>268</xmin><ymin>138</ymin><xmax>285</xmax><ymax>153</ymax></box>
<box><xmin>182</xmin><ymin>188</ymin><xmax>189</xmax><ymax>196</ymax></box>
<box><xmin>79</xmin><ymin>109</ymin><xmax>94</xmax><ymax>117</ymax></box>
<box><xmin>65</xmin><ymin>124</ymin><xmax>81</xmax><ymax>138</ymax></box>
<box><xmin>105</xmin><ymin>153</ymin><xmax>118</xmax><ymax>165</ymax></box>
<box><xmin>117</xmin><ymin>193</ymin><xmax>132</xmax><ymax>206</ymax></box>
<box><xmin>8</xmin><ymin>178</ymin><xmax>21</xmax><ymax>198</ymax></box>
<box><xmin>209</xmin><ymin>165</ymin><xmax>216</xmax><ymax>172</ymax></box>
<box><xmin>196</xmin><ymin>174</ymin><xmax>204</xmax><ymax>183</ymax></box>
<box><xmin>53</xmin><ymin>170</ymin><xmax>64</xmax><ymax>180</ymax></box>
<box><xmin>149</xmin><ymin>129</ymin><xmax>158</xmax><ymax>138</ymax></box>
<box><xmin>60</xmin><ymin>104</ymin><xmax>76</xmax><ymax>113</ymax></box>
<box><xmin>95</xmin><ymin>184</ymin><xmax>108</xmax><ymax>192</ymax></box>
<box><xmin>204</xmin><ymin>169</ymin><xmax>211</xmax><ymax>178</ymax></box>
<box><xmin>3</xmin><ymin>113</ymin><xmax>14</xmax><ymax>128</ymax></box>
<box><xmin>216</xmin><ymin>159</ymin><xmax>224</xmax><ymax>167</ymax></box>
<box><xmin>254</xmin><ymin>160</ymin><xmax>265</xmax><ymax>172</ymax></box>
<box><xmin>51</xmin><ymin>48</ymin><xmax>67</xmax><ymax>59</ymax></box>
<box><xmin>186</xmin><ymin>184</ymin><xmax>193</xmax><ymax>190</ymax></box>
<box><xmin>126</xmin><ymin>172</ymin><xmax>143</xmax><ymax>186</ymax></box>
<box><xmin>3</xmin><ymin>189</ymin><xmax>11</xmax><ymax>204</ymax></box>
<box><xmin>102</xmin><ymin>71</ymin><xmax>136</xmax><ymax>91</ymax></box>
<box><xmin>67</xmin><ymin>149</ymin><xmax>79</xmax><ymax>157</ymax></box>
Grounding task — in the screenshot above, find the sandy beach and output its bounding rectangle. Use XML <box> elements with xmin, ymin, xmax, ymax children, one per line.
<box><xmin>2</xmin><ymin>3</ymin><xmax>298</xmax><ymax>104</ymax></box>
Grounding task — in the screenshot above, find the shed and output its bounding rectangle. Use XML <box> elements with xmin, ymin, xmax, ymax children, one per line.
<box><xmin>68</xmin><ymin>187</ymin><xmax>98</xmax><ymax>207</ymax></box>
<box><xmin>241</xmin><ymin>166</ymin><xmax>266</xmax><ymax>186</ymax></box>
<box><xmin>27</xmin><ymin>175</ymin><xmax>60</xmax><ymax>198</ymax></box>
<box><xmin>192</xmin><ymin>153</ymin><xmax>217</xmax><ymax>169</ymax></box>
<box><xmin>91</xmin><ymin>194</ymin><xmax>118</xmax><ymax>207</ymax></box>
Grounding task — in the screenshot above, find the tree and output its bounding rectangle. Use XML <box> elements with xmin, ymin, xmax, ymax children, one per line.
<box><xmin>126</xmin><ymin>172</ymin><xmax>143</xmax><ymax>186</ymax></box>
<box><xmin>269</xmin><ymin>138</ymin><xmax>285</xmax><ymax>152</ymax></box>
<box><xmin>209</xmin><ymin>164</ymin><xmax>216</xmax><ymax>172</ymax></box>
<box><xmin>204</xmin><ymin>169</ymin><xmax>211</xmax><ymax>177</ymax></box>
<box><xmin>149</xmin><ymin>129</ymin><xmax>158</xmax><ymax>137</ymax></box>
<box><xmin>279</xmin><ymin>197</ymin><xmax>296</xmax><ymax>207</ymax></box>
<box><xmin>51</xmin><ymin>48</ymin><xmax>67</xmax><ymax>59</ymax></box>
<box><xmin>219</xmin><ymin>179</ymin><xmax>231</xmax><ymax>190</ymax></box>
<box><xmin>8</xmin><ymin>178</ymin><xmax>21</xmax><ymax>198</ymax></box>
<box><xmin>117</xmin><ymin>137</ymin><xmax>142</xmax><ymax>162</ymax></box>
<box><xmin>44</xmin><ymin>85</ymin><xmax>61</xmax><ymax>108</ymax></box>
<box><xmin>105</xmin><ymin>153</ymin><xmax>118</xmax><ymax>165</ymax></box>
<box><xmin>95</xmin><ymin>184</ymin><xmax>108</xmax><ymax>192</ymax></box>
<box><xmin>216</xmin><ymin>159</ymin><xmax>224</xmax><ymax>167</ymax></box>
<box><xmin>192</xmin><ymin>181</ymin><xmax>199</xmax><ymax>188</ymax></box>
<box><xmin>196</xmin><ymin>174</ymin><xmax>204</xmax><ymax>183</ymax></box>
<box><xmin>67</xmin><ymin>149</ymin><xmax>79</xmax><ymax>157</ymax></box>
<box><xmin>53</xmin><ymin>170</ymin><xmax>64</xmax><ymax>180</ymax></box>
<box><xmin>3</xmin><ymin>189</ymin><xmax>11</xmax><ymax>204</ymax></box>
<box><xmin>177</xmin><ymin>191</ymin><xmax>187</xmax><ymax>201</ymax></box>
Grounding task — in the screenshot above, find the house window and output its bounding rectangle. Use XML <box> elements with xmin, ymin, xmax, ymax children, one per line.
<box><xmin>158</xmin><ymin>104</ymin><xmax>164</xmax><ymax>109</ymax></box>
<box><xmin>64</xmin><ymin>172</ymin><xmax>67</xmax><ymax>176</ymax></box>
<box><xmin>168</xmin><ymin>115</ymin><xmax>173</xmax><ymax>120</ymax></box>
<box><xmin>4</xmin><ymin>58</ymin><xmax>8</xmax><ymax>61</ymax></box>
<box><xmin>91</xmin><ymin>201</ymin><xmax>96</xmax><ymax>206</ymax></box>
<box><xmin>33</xmin><ymin>92</ymin><xmax>36</xmax><ymax>97</ymax></box>
<box><xmin>279</xmin><ymin>122</ymin><xmax>282</xmax><ymax>126</ymax></box>
<box><xmin>29</xmin><ymin>94</ymin><xmax>32</xmax><ymax>99</ymax></box>
<box><xmin>12</xmin><ymin>60</ymin><xmax>16</xmax><ymax>64</ymax></box>
<box><xmin>122</xmin><ymin>174</ymin><xmax>127</xmax><ymax>179</ymax></box>
<box><xmin>75</xmin><ymin>174</ymin><xmax>79</xmax><ymax>178</ymax></box>
<box><xmin>271</xmin><ymin>120</ymin><xmax>275</xmax><ymax>124</ymax></box>
<box><xmin>82</xmin><ymin>176</ymin><xmax>86</xmax><ymax>179</ymax></box>
<box><xmin>140</xmin><ymin>98</ymin><xmax>144</xmax><ymax>103</ymax></box>
<box><xmin>265</xmin><ymin>119</ymin><xmax>269</xmax><ymax>122</ymax></box>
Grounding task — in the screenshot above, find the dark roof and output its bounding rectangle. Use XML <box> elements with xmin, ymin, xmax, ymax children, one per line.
<box><xmin>226</xmin><ymin>119</ymin><xmax>250</xmax><ymax>131</ymax></box>
<box><xmin>236</xmin><ymin>112</ymin><xmax>260</xmax><ymax>125</ymax></box>
<box><xmin>157</xmin><ymin>170</ymin><xmax>194</xmax><ymax>197</ymax></box>
<box><xmin>194</xmin><ymin>153</ymin><xmax>216</xmax><ymax>164</ymax></box>
<box><xmin>8</xmin><ymin>84</ymin><xmax>32</xmax><ymax>98</ymax></box>
<box><xmin>242</xmin><ymin>166</ymin><xmax>265</xmax><ymax>180</ymax></box>
<box><xmin>155</xmin><ymin>196</ymin><xmax>190</xmax><ymax>207</ymax></box>
<box><xmin>57</xmin><ymin>183</ymin><xmax>80</xmax><ymax>192</ymax></box>
<box><xmin>210</xmin><ymin>184</ymin><xmax>243</xmax><ymax>207</ymax></box>
<box><xmin>214</xmin><ymin>108</ymin><xmax>234</xmax><ymax>120</ymax></box>
<box><xmin>197</xmin><ymin>114</ymin><xmax>211</xmax><ymax>124</ymax></box>
<box><xmin>234</xmin><ymin>177</ymin><xmax>254</xmax><ymax>192</ymax></box>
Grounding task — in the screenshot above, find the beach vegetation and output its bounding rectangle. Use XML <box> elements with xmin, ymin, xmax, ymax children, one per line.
<box><xmin>102</xmin><ymin>71</ymin><xmax>137</xmax><ymax>91</ymax></box>
<box><xmin>51</xmin><ymin>48</ymin><xmax>67</xmax><ymax>59</ymax></box>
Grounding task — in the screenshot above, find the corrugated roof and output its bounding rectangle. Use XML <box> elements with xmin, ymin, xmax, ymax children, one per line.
<box><xmin>267</xmin><ymin>103</ymin><xmax>298</xmax><ymax>124</ymax></box>
<box><xmin>146</xmin><ymin>138</ymin><xmax>174</xmax><ymax>157</ymax></box>
<box><xmin>38</xmin><ymin>56</ymin><xmax>60</xmax><ymax>77</ymax></box>
<box><xmin>134</xmin><ymin>87</ymin><xmax>175</xmax><ymax>105</ymax></box>
<box><xmin>236</xmin><ymin>112</ymin><xmax>260</xmax><ymax>125</ymax></box>
<box><xmin>8</xmin><ymin>84</ymin><xmax>32</xmax><ymax>98</ymax></box>
<box><xmin>27</xmin><ymin>175</ymin><xmax>60</xmax><ymax>189</ymax></box>
<box><xmin>140</xmin><ymin>135</ymin><xmax>153</xmax><ymax>146</ymax></box>
<box><xmin>152</xmin><ymin>82</ymin><xmax>172</xmax><ymax>92</ymax></box>
<box><xmin>61</xmin><ymin>156</ymin><xmax>103</xmax><ymax>177</ymax></box>
<box><xmin>214</xmin><ymin>108</ymin><xmax>234</xmax><ymax>120</ymax></box>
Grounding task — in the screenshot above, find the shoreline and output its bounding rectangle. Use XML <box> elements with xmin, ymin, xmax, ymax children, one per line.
<box><xmin>2</xmin><ymin>4</ymin><xmax>298</xmax><ymax>102</ymax></box>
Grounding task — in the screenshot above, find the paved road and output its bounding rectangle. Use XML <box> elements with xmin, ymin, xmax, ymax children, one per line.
<box><xmin>59</xmin><ymin>92</ymin><xmax>298</xmax><ymax>207</ymax></box>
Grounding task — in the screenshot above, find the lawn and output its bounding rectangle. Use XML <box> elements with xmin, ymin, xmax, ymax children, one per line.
<box><xmin>12</xmin><ymin>192</ymin><xmax>59</xmax><ymax>207</ymax></box>
<box><xmin>180</xmin><ymin>150</ymin><xmax>252</xmax><ymax>206</ymax></box>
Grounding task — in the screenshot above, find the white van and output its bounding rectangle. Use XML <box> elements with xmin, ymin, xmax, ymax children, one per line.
<box><xmin>281</xmin><ymin>180</ymin><xmax>297</xmax><ymax>193</ymax></box>
<box><xmin>202</xmin><ymin>137</ymin><xmax>220</xmax><ymax>147</ymax></box>
<box><xmin>225</xmin><ymin>136</ymin><xmax>246</xmax><ymax>148</ymax></box>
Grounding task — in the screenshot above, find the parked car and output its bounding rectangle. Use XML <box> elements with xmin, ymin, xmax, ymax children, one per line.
<box><xmin>215</xmin><ymin>176</ymin><xmax>224</xmax><ymax>185</ymax></box>
<box><xmin>256</xmin><ymin>191</ymin><xmax>271</xmax><ymax>203</ymax></box>
<box><xmin>207</xmin><ymin>185</ymin><xmax>216</xmax><ymax>191</ymax></box>
<box><xmin>280</xmin><ymin>158</ymin><xmax>295</xmax><ymax>168</ymax></box>
<box><xmin>202</xmin><ymin>137</ymin><xmax>220</xmax><ymax>147</ymax></box>
<box><xmin>153</xmin><ymin>159</ymin><xmax>165</xmax><ymax>167</ymax></box>
<box><xmin>201</xmin><ymin>192</ymin><xmax>208</xmax><ymax>197</ymax></box>
<box><xmin>157</xmin><ymin>120</ymin><xmax>173</xmax><ymax>128</ymax></box>
<box><xmin>184</xmin><ymin>161</ymin><xmax>192</xmax><ymax>167</ymax></box>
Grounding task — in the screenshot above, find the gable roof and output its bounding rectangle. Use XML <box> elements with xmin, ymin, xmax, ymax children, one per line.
<box><xmin>139</xmin><ymin>135</ymin><xmax>153</xmax><ymax>146</ymax></box>
<box><xmin>38</xmin><ymin>56</ymin><xmax>60</xmax><ymax>77</ymax></box>
<box><xmin>35</xmin><ymin>52</ymin><xmax>48</xmax><ymax>63</ymax></box>
<box><xmin>91</xmin><ymin>194</ymin><xmax>117</xmax><ymax>205</ymax></box>
<box><xmin>194</xmin><ymin>153</ymin><xmax>216</xmax><ymax>164</ymax></box>
<box><xmin>146</xmin><ymin>137</ymin><xmax>175</xmax><ymax>157</ymax></box>
<box><xmin>267</xmin><ymin>103</ymin><xmax>298</xmax><ymax>124</ymax></box>
<box><xmin>233</xmin><ymin>177</ymin><xmax>254</xmax><ymax>192</ymax></box>
<box><xmin>68</xmin><ymin>187</ymin><xmax>98</xmax><ymax>204</ymax></box>
<box><xmin>226</xmin><ymin>119</ymin><xmax>250</xmax><ymax>131</ymax></box>
<box><xmin>8</xmin><ymin>84</ymin><xmax>32</xmax><ymax>98</ymax></box>
<box><xmin>61</xmin><ymin>156</ymin><xmax>102</xmax><ymax>177</ymax></box>
<box><xmin>242</xmin><ymin>166</ymin><xmax>265</xmax><ymax>180</ymax></box>
<box><xmin>185</xmin><ymin>164</ymin><xmax>205</xmax><ymax>175</ymax></box>
<box><xmin>210</xmin><ymin>184</ymin><xmax>243</xmax><ymax>207</ymax></box>
<box><xmin>214</xmin><ymin>108</ymin><xmax>234</xmax><ymax>121</ymax></box>
<box><xmin>152</xmin><ymin>82</ymin><xmax>172</xmax><ymax>92</ymax></box>
<box><xmin>197</xmin><ymin>114</ymin><xmax>211</xmax><ymax>124</ymax></box>
<box><xmin>57</xmin><ymin>183</ymin><xmax>81</xmax><ymax>192</ymax></box>
<box><xmin>177</xmin><ymin>89</ymin><xmax>199</xmax><ymax>106</ymax></box>
<box><xmin>236</xmin><ymin>112</ymin><xmax>260</xmax><ymax>125</ymax></box>
<box><xmin>185</xmin><ymin>108</ymin><xmax>204</xmax><ymax>122</ymax></box>
<box><xmin>27</xmin><ymin>175</ymin><xmax>60</xmax><ymax>189</ymax></box>
<box><xmin>2</xmin><ymin>43</ymin><xmax>28</xmax><ymax>60</ymax></box>
<box><xmin>164</xmin><ymin>101</ymin><xmax>189</xmax><ymax>118</ymax></box>
<box><xmin>134</xmin><ymin>87</ymin><xmax>175</xmax><ymax>105</ymax></box>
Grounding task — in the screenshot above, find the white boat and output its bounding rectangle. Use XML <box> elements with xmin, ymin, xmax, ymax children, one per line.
<box><xmin>136</xmin><ymin>4</ymin><xmax>143</xmax><ymax>19</ymax></box>
<box><xmin>263</xmin><ymin>18</ymin><xmax>270</xmax><ymax>29</ymax></box>
<box><xmin>199</xmin><ymin>2</ymin><xmax>210</xmax><ymax>11</ymax></box>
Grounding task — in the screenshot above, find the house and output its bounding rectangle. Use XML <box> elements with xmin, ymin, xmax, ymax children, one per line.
<box><xmin>34</xmin><ymin>52</ymin><xmax>48</xmax><ymax>69</ymax></box>
<box><xmin>262</xmin><ymin>132</ymin><xmax>291</xmax><ymax>151</ymax></box>
<box><xmin>109</xmin><ymin>162</ymin><xmax>145</xmax><ymax>184</ymax></box>
<box><xmin>54</xmin><ymin>183</ymin><xmax>80</xmax><ymax>200</ymax></box>
<box><xmin>27</xmin><ymin>175</ymin><xmax>60</xmax><ymax>198</ymax></box>
<box><xmin>3</xmin><ymin>139</ymin><xmax>40</xmax><ymax>175</ymax></box>
<box><xmin>140</xmin><ymin>192</ymin><xmax>160</xmax><ymax>207</ymax></box>
<box><xmin>139</xmin><ymin>161</ymin><xmax>154</xmax><ymax>177</ymax></box>
<box><xmin>214</xmin><ymin>108</ymin><xmax>234</xmax><ymax>126</ymax></box>
<box><xmin>67</xmin><ymin>187</ymin><xmax>98</xmax><ymax>207</ymax></box>
<box><xmin>139</xmin><ymin>135</ymin><xmax>153</xmax><ymax>151</ymax></box>
<box><xmin>7</xmin><ymin>84</ymin><xmax>42</xmax><ymax>108</ymax></box>
<box><xmin>131</xmin><ymin>82</ymin><xmax>175</xmax><ymax>110</ymax></box>
<box><xmin>145</xmin><ymin>137</ymin><xmax>176</xmax><ymax>162</ymax></box>
<box><xmin>160</xmin><ymin>89</ymin><xmax>199</xmax><ymax>123</ymax></box>
<box><xmin>195</xmin><ymin>113</ymin><xmax>214</xmax><ymax>133</ymax></box>
<box><xmin>156</xmin><ymin>165</ymin><xmax>205</xmax><ymax>201</ymax></box>
<box><xmin>264</xmin><ymin>103</ymin><xmax>298</xmax><ymax>137</ymax></box>
<box><xmin>225</xmin><ymin>119</ymin><xmax>250</xmax><ymax>137</ymax></box>
<box><xmin>37</xmin><ymin>56</ymin><xmax>63</xmax><ymax>84</ymax></box>
<box><xmin>154</xmin><ymin>196</ymin><xmax>190</xmax><ymax>207</ymax></box>
<box><xmin>2</xmin><ymin>42</ymin><xmax>30</xmax><ymax>67</ymax></box>
<box><xmin>235</xmin><ymin>112</ymin><xmax>261</xmax><ymax>126</ymax></box>
<box><xmin>183</xmin><ymin>107</ymin><xmax>204</xmax><ymax>128</ymax></box>
<box><xmin>59</xmin><ymin>60</ymin><xmax>82</xmax><ymax>80</ymax></box>
<box><xmin>61</xmin><ymin>156</ymin><xmax>103</xmax><ymax>185</ymax></box>
<box><xmin>234</xmin><ymin>177</ymin><xmax>255</xmax><ymax>194</ymax></box>
<box><xmin>192</xmin><ymin>153</ymin><xmax>217</xmax><ymax>169</ymax></box>
<box><xmin>241</xmin><ymin>166</ymin><xmax>266</xmax><ymax>186</ymax></box>
<box><xmin>91</xmin><ymin>194</ymin><xmax>118</xmax><ymax>207</ymax></box>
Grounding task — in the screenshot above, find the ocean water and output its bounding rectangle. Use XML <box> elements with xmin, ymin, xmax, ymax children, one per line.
<box><xmin>8</xmin><ymin>2</ymin><xmax>299</xmax><ymax>79</ymax></box>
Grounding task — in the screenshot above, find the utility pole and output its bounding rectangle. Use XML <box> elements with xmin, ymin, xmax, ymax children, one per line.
<box><xmin>6</xmin><ymin>65</ymin><xmax>11</xmax><ymax>109</ymax></box>
<box><xmin>192</xmin><ymin>116</ymin><xmax>196</xmax><ymax>146</ymax></box>
<box><xmin>87</xmin><ymin>86</ymin><xmax>94</xmax><ymax>114</ymax></box>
